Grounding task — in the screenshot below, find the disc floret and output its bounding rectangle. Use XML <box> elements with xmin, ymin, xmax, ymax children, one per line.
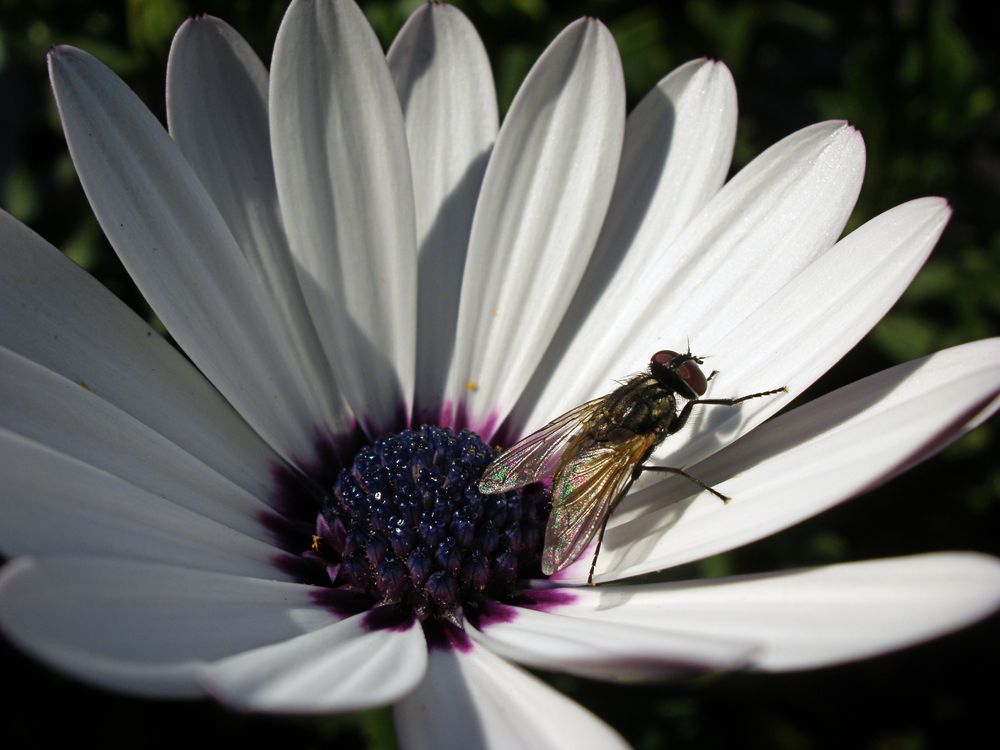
<box><xmin>311</xmin><ymin>425</ymin><xmax>547</xmax><ymax>621</ymax></box>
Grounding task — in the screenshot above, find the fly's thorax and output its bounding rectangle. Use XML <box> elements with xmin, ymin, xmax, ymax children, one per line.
<box><xmin>600</xmin><ymin>376</ymin><xmax>678</xmax><ymax>437</ymax></box>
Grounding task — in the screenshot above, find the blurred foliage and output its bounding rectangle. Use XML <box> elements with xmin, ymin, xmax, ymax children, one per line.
<box><xmin>1</xmin><ymin>1</ymin><xmax>997</xmax><ymax>749</ymax></box>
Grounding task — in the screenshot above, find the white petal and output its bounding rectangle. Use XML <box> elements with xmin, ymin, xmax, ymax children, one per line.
<box><xmin>562</xmin><ymin>553</ymin><xmax>1000</xmax><ymax>671</ymax></box>
<box><xmin>604</xmin><ymin>59</ymin><xmax>737</xmax><ymax>256</ymax></box>
<box><xmin>48</xmin><ymin>46</ymin><xmax>321</xmax><ymax>465</ymax></box>
<box><xmin>270</xmin><ymin>0</ymin><xmax>416</xmax><ymax>433</ymax></box>
<box><xmin>394</xmin><ymin>639</ymin><xmax>628</xmax><ymax>750</ymax></box>
<box><xmin>0</xmin><ymin>427</ymin><xmax>289</xmax><ymax>577</ymax></box>
<box><xmin>0</xmin><ymin>346</ymin><xmax>276</xmax><ymax>540</ymax></box>
<box><xmin>467</xmin><ymin>599</ymin><xmax>754</xmax><ymax>680</ymax></box>
<box><xmin>388</xmin><ymin>4</ymin><xmax>498</xmax><ymax>421</ymax></box>
<box><xmin>511</xmin><ymin>59</ymin><xmax>737</xmax><ymax>428</ymax></box>
<box><xmin>200</xmin><ymin>611</ymin><xmax>426</xmax><ymax>713</ymax></box>
<box><xmin>522</xmin><ymin>121</ymin><xmax>865</xmax><ymax>431</ymax></box>
<box><xmin>653</xmin><ymin>196</ymin><xmax>952</xmax><ymax>469</ymax></box>
<box><xmin>166</xmin><ymin>16</ymin><xmax>351</xmax><ymax>436</ymax></box>
<box><xmin>0</xmin><ymin>209</ymin><xmax>278</xmax><ymax>501</ymax></box>
<box><xmin>594</xmin><ymin>338</ymin><xmax>1000</xmax><ymax>581</ymax></box>
<box><xmin>0</xmin><ymin>558</ymin><xmax>338</xmax><ymax>697</ymax></box>
<box><xmin>446</xmin><ymin>18</ymin><xmax>625</xmax><ymax>435</ymax></box>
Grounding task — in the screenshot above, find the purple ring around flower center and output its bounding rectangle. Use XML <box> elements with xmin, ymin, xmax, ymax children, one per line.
<box><xmin>260</xmin><ymin>425</ymin><xmax>567</xmax><ymax>648</ymax></box>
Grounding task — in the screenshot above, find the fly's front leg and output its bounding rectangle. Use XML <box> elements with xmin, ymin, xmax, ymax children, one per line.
<box><xmin>669</xmin><ymin>386</ymin><xmax>787</xmax><ymax>435</ymax></box>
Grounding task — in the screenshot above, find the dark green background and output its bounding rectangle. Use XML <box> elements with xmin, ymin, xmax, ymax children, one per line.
<box><xmin>1</xmin><ymin>1</ymin><xmax>997</xmax><ymax>748</ymax></box>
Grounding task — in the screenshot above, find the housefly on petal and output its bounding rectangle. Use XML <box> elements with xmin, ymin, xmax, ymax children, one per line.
<box><xmin>479</xmin><ymin>350</ymin><xmax>786</xmax><ymax>584</ymax></box>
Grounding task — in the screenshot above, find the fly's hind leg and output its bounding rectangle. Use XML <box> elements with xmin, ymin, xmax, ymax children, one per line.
<box><xmin>586</xmin><ymin>470</ymin><xmax>644</xmax><ymax>585</ymax></box>
<box><xmin>587</xmin><ymin>463</ymin><xmax>727</xmax><ymax>585</ymax></box>
<box><xmin>587</xmin><ymin>519</ymin><xmax>609</xmax><ymax>586</ymax></box>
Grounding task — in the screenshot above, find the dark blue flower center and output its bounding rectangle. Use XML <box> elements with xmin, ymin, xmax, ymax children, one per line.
<box><xmin>308</xmin><ymin>425</ymin><xmax>548</xmax><ymax>621</ymax></box>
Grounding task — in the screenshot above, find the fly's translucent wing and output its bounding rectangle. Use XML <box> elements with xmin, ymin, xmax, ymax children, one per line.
<box><xmin>541</xmin><ymin>432</ymin><xmax>656</xmax><ymax>575</ymax></box>
<box><xmin>478</xmin><ymin>397</ymin><xmax>605</xmax><ymax>494</ymax></box>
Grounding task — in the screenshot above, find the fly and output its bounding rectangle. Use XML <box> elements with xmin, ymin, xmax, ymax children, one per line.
<box><xmin>478</xmin><ymin>350</ymin><xmax>786</xmax><ymax>584</ymax></box>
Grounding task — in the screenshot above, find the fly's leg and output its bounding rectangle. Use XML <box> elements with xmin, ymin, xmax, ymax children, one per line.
<box><xmin>587</xmin><ymin>463</ymin><xmax>731</xmax><ymax>585</ymax></box>
<box><xmin>586</xmin><ymin>471</ymin><xmax>643</xmax><ymax>586</ymax></box>
<box><xmin>639</xmin><ymin>465</ymin><xmax>730</xmax><ymax>503</ymax></box>
<box><xmin>670</xmin><ymin>386</ymin><xmax>787</xmax><ymax>435</ymax></box>
<box><xmin>587</xmin><ymin>518</ymin><xmax>609</xmax><ymax>586</ymax></box>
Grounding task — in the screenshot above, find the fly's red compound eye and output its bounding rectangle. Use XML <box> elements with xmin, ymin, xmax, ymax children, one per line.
<box><xmin>677</xmin><ymin>359</ymin><xmax>708</xmax><ymax>396</ymax></box>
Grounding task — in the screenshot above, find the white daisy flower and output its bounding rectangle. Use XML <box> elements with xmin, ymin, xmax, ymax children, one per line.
<box><xmin>1</xmin><ymin>1</ymin><xmax>998</xmax><ymax>748</ymax></box>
